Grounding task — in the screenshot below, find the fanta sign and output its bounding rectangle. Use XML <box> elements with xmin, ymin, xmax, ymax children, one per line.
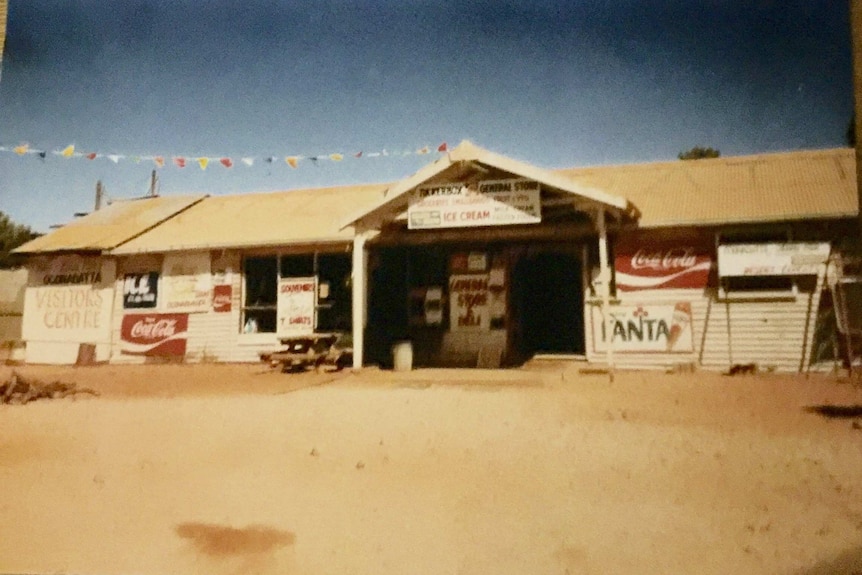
<box><xmin>591</xmin><ymin>303</ymin><xmax>694</xmax><ymax>353</ymax></box>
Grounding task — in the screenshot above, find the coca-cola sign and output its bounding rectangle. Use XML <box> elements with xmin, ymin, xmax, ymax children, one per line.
<box><xmin>120</xmin><ymin>313</ymin><xmax>188</xmax><ymax>356</ymax></box>
<box><xmin>212</xmin><ymin>284</ymin><xmax>232</xmax><ymax>313</ymax></box>
<box><xmin>615</xmin><ymin>236</ymin><xmax>713</xmax><ymax>291</ymax></box>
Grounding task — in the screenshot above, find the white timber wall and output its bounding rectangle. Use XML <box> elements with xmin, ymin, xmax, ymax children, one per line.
<box><xmin>585</xmin><ymin>278</ymin><xmax>825</xmax><ymax>373</ymax></box>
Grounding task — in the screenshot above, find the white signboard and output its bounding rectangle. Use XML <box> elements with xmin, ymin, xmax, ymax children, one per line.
<box><xmin>22</xmin><ymin>256</ymin><xmax>115</xmax><ymax>344</ymax></box>
<box><xmin>449</xmin><ymin>274</ymin><xmax>490</xmax><ymax>330</ymax></box>
<box><xmin>408</xmin><ymin>179</ymin><xmax>541</xmax><ymax>229</ymax></box>
<box><xmin>591</xmin><ymin>303</ymin><xmax>693</xmax><ymax>353</ymax></box>
<box><xmin>718</xmin><ymin>242</ymin><xmax>830</xmax><ymax>277</ymax></box>
<box><xmin>277</xmin><ymin>277</ymin><xmax>316</xmax><ymax>336</ymax></box>
<box><xmin>162</xmin><ymin>252</ymin><xmax>212</xmax><ymax>313</ymax></box>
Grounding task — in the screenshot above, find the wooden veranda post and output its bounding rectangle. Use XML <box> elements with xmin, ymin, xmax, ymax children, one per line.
<box><xmin>351</xmin><ymin>230</ymin><xmax>370</xmax><ymax>370</ymax></box>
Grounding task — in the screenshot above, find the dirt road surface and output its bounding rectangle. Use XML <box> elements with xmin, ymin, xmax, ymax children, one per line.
<box><xmin>1</xmin><ymin>362</ymin><xmax>861</xmax><ymax>575</ymax></box>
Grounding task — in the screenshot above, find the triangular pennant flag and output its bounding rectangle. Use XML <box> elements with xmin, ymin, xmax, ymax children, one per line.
<box><xmin>309</xmin><ymin>156</ymin><xmax>319</xmax><ymax>166</ymax></box>
<box><xmin>240</xmin><ymin>157</ymin><xmax>254</xmax><ymax>167</ymax></box>
<box><xmin>220</xmin><ymin>157</ymin><xmax>233</xmax><ymax>168</ymax></box>
<box><xmin>437</xmin><ymin>142</ymin><xmax>448</xmax><ymax>152</ymax></box>
<box><xmin>108</xmin><ymin>155</ymin><xmax>121</xmax><ymax>164</ymax></box>
<box><xmin>154</xmin><ymin>156</ymin><xmax>165</xmax><ymax>168</ymax></box>
<box><xmin>265</xmin><ymin>156</ymin><xmax>275</xmax><ymax>164</ymax></box>
<box><xmin>285</xmin><ymin>156</ymin><xmax>298</xmax><ymax>169</ymax></box>
<box><xmin>197</xmin><ymin>157</ymin><xmax>209</xmax><ymax>170</ymax></box>
<box><xmin>354</xmin><ymin>151</ymin><xmax>363</xmax><ymax>158</ymax></box>
<box><xmin>173</xmin><ymin>157</ymin><xmax>186</xmax><ymax>168</ymax></box>
<box><xmin>131</xmin><ymin>156</ymin><xmax>142</xmax><ymax>163</ymax></box>
<box><xmin>61</xmin><ymin>145</ymin><xmax>75</xmax><ymax>157</ymax></box>
<box><xmin>417</xmin><ymin>147</ymin><xmax>429</xmax><ymax>155</ymax></box>
<box><xmin>13</xmin><ymin>144</ymin><xmax>29</xmax><ymax>155</ymax></box>
<box><xmin>381</xmin><ymin>149</ymin><xmax>389</xmax><ymax>156</ymax></box>
<box><xmin>329</xmin><ymin>153</ymin><xmax>343</xmax><ymax>162</ymax></box>
<box><xmin>86</xmin><ymin>152</ymin><xmax>97</xmax><ymax>160</ymax></box>
<box><xmin>38</xmin><ymin>151</ymin><xmax>47</xmax><ymax>160</ymax></box>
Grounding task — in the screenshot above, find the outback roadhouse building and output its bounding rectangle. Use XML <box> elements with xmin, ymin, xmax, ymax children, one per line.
<box><xmin>12</xmin><ymin>141</ymin><xmax>860</xmax><ymax>373</ymax></box>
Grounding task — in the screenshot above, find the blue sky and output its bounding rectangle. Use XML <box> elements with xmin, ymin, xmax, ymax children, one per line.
<box><xmin>0</xmin><ymin>0</ymin><xmax>853</xmax><ymax>232</ymax></box>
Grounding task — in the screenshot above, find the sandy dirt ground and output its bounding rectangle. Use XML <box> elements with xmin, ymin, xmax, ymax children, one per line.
<box><xmin>1</xmin><ymin>361</ymin><xmax>861</xmax><ymax>575</ymax></box>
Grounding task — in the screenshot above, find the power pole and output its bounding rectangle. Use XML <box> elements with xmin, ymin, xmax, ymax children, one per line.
<box><xmin>149</xmin><ymin>169</ymin><xmax>159</xmax><ymax>197</ymax></box>
<box><xmin>95</xmin><ymin>180</ymin><xmax>104</xmax><ymax>211</ymax></box>
<box><xmin>851</xmin><ymin>0</ymin><xmax>862</xmax><ymax>239</ymax></box>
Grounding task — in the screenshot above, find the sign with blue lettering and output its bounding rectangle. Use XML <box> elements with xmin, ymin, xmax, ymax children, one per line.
<box><xmin>123</xmin><ymin>272</ymin><xmax>159</xmax><ymax>309</ymax></box>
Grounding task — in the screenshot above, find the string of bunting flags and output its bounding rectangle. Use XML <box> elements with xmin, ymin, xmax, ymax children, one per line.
<box><xmin>0</xmin><ymin>141</ymin><xmax>451</xmax><ymax>170</ymax></box>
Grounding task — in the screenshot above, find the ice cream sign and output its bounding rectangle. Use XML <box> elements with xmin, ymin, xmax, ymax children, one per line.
<box><xmin>591</xmin><ymin>303</ymin><xmax>694</xmax><ymax>353</ymax></box>
<box><xmin>408</xmin><ymin>179</ymin><xmax>541</xmax><ymax>229</ymax></box>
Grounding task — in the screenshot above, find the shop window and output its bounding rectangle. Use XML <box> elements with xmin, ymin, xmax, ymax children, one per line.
<box><xmin>316</xmin><ymin>253</ymin><xmax>352</xmax><ymax>332</ymax></box>
<box><xmin>242</xmin><ymin>252</ymin><xmax>353</xmax><ymax>335</ymax></box>
<box><xmin>280</xmin><ymin>255</ymin><xmax>314</xmax><ymax>277</ymax></box>
<box><xmin>242</xmin><ymin>256</ymin><xmax>277</xmax><ymax>332</ymax></box>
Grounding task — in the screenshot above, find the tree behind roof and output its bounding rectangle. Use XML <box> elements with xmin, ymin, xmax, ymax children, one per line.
<box><xmin>678</xmin><ymin>147</ymin><xmax>721</xmax><ymax>160</ymax></box>
<box><xmin>0</xmin><ymin>212</ymin><xmax>39</xmax><ymax>268</ymax></box>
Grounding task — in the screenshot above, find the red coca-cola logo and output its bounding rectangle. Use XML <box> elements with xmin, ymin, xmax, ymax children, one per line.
<box><xmin>121</xmin><ymin>314</ymin><xmax>188</xmax><ymax>356</ymax></box>
<box><xmin>213</xmin><ymin>284</ymin><xmax>232</xmax><ymax>313</ymax></box>
<box><xmin>631</xmin><ymin>248</ymin><xmax>698</xmax><ymax>271</ymax></box>
<box><xmin>130</xmin><ymin>318</ymin><xmax>177</xmax><ymax>340</ymax></box>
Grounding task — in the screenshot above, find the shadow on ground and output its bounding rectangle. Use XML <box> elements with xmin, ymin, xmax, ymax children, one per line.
<box><xmin>804</xmin><ymin>404</ymin><xmax>862</xmax><ymax>419</ymax></box>
<box><xmin>792</xmin><ymin>545</ymin><xmax>862</xmax><ymax>575</ymax></box>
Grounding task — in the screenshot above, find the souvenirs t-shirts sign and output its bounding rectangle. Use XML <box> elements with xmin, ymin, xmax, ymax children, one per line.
<box><xmin>277</xmin><ymin>277</ymin><xmax>316</xmax><ymax>336</ymax></box>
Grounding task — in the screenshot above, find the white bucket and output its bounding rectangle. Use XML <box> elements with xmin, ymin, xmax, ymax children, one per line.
<box><xmin>392</xmin><ymin>341</ymin><xmax>413</xmax><ymax>372</ymax></box>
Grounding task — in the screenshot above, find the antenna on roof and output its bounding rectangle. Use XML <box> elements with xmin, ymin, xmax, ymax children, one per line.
<box><xmin>148</xmin><ymin>169</ymin><xmax>159</xmax><ymax>197</ymax></box>
<box><xmin>95</xmin><ymin>180</ymin><xmax>104</xmax><ymax>211</ymax></box>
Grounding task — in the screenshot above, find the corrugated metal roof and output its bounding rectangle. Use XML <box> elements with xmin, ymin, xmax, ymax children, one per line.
<box><xmin>112</xmin><ymin>184</ymin><xmax>388</xmax><ymax>254</ymax></box>
<box><xmin>13</xmin><ymin>195</ymin><xmax>206</xmax><ymax>254</ymax></box>
<box><xmin>554</xmin><ymin>147</ymin><xmax>858</xmax><ymax>227</ymax></box>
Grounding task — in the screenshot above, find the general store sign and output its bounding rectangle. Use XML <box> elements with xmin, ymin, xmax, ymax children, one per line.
<box><xmin>591</xmin><ymin>303</ymin><xmax>694</xmax><ymax>353</ymax></box>
<box><xmin>120</xmin><ymin>313</ymin><xmax>188</xmax><ymax>356</ymax></box>
<box><xmin>717</xmin><ymin>242</ymin><xmax>830</xmax><ymax>277</ymax></box>
<box><xmin>615</xmin><ymin>236</ymin><xmax>713</xmax><ymax>291</ymax></box>
<box><xmin>277</xmin><ymin>277</ymin><xmax>316</xmax><ymax>336</ymax></box>
<box><xmin>408</xmin><ymin>179</ymin><xmax>541</xmax><ymax>229</ymax></box>
<box><xmin>449</xmin><ymin>273</ymin><xmax>490</xmax><ymax>330</ymax></box>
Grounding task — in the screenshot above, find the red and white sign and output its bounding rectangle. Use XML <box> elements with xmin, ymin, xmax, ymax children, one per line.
<box><xmin>212</xmin><ymin>284</ymin><xmax>232</xmax><ymax>313</ymax></box>
<box><xmin>277</xmin><ymin>277</ymin><xmax>316</xmax><ymax>336</ymax></box>
<box><xmin>120</xmin><ymin>313</ymin><xmax>188</xmax><ymax>356</ymax></box>
<box><xmin>591</xmin><ymin>302</ymin><xmax>694</xmax><ymax>353</ymax></box>
<box><xmin>615</xmin><ymin>237</ymin><xmax>712</xmax><ymax>291</ymax></box>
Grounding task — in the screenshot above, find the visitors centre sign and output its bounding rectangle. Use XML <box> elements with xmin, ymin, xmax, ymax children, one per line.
<box><xmin>408</xmin><ymin>179</ymin><xmax>541</xmax><ymax>229</ymax></box>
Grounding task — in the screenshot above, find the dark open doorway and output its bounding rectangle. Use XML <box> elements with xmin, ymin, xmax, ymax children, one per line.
<box><xmin>511</xmin><ymin>251</ymin><xmax>584</xmax><ymax>360</ymax></box>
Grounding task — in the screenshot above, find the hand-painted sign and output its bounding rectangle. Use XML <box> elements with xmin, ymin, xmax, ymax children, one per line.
<box><xmin>123</xmin><ymin>272</ymin><xmax>158</xmax><ymax>309</ymax></box>
<box><xmin>615</xmin><ymin>237</ymin><xmax>713</xmax><ymax>291</ymax></box>
<box><xmin>277</xmin><ymin>277</ymin><xmax>316</xmax><ymax>336</ymax></box>
<box><xmin>408</xmin><ymin>179</ymin><xmax>541</xmax><ymax>230</ymax></box>
<box><xmin>212</xmin><ymin>284</ymin><xmax>232</xmax><ymax>313</ymax></box>
<box><xmin>449</xmin><ymin>274</ymin><xmax>490</xmax><ymax>330</ymax></box>
<box><xmin>162</xmin><ymin>252</ymin><xmax>211</xmax><ymax>313</ymax></box>
<box><xmin>591</xmin><ymin>302</ymin><xmax>693</xmax><ymax>353</ymax></box>
<box><xmin>717</xmin><ymin>242</ymin><xmax>830</xmax><ymax>277</ymax></box>
<box><xmin>120</xmin><ymin>313</ymin><xmax>188</xmax><ymax>356</ymax></box>
<box><xmin>22</xmin><ymin>256</ymin><xmax>115</xmax><ymax>344</ymax></box>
